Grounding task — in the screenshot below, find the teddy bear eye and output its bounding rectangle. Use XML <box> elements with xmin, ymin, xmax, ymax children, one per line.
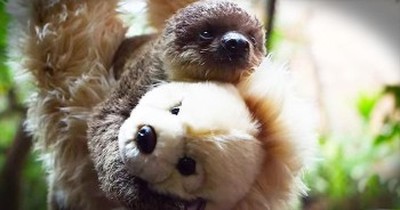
<box><xmin>136</xmin><ymin>125</ymin><xmax>157</xmax><ymax>154</ymax></box>
<box><xmin>170</xmin><ymin>106</ymin><xmax>180</xmax><ymax>115</ymax></box>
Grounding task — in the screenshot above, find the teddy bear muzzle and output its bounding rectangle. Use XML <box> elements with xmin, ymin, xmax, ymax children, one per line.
<box><xmin>177</xmin><ymin>156</ymin><xmax>197</xmax><ymax>176</ymax></box>
<box><xmin>136</xmin><ymin>125</ymin><xmax>198</xmax><ymax>177</ymax></box>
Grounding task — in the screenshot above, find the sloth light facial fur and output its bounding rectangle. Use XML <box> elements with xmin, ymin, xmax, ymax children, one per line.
<box><xmin>118</xmin><ymin>59</ymin><xmax>316</xmax><ymax>210</ymax></box>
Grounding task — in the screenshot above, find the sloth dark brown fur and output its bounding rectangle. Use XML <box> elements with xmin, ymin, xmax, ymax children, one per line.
<box><xmin>88</xmin><ymin>1</ymin><xmax>265</xmax><ymax>209</ymax></box>
<box><xmin>113</xmin><ymin>1</ymin><xmax>265</xmax><ymax>83</ymax></box>
<box><xmin>161</xmin><ymin>1</ymin><xmax>265</xmax><ymax>82</ymax></box>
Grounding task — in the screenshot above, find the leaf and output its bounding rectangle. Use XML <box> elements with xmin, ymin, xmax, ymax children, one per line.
<box><xmin>374</xmin><ymin>122</ymin><xmax>400</xmax><ymax>145</ymax></box>
<box><xmin>268</xmin><ymin>28</ymin><xmax>285</xmax><ymax>52</ymax></box>
<box><xmin>384</xmin><ymin>85</ymin><xmax>400</xmax><ymax>108</ymax></box>
<box><xmin>0</xmin><ymin>1</ymin><xmax>12</xmax><ymax>92</ymax></box>
<box><xmin>356</xmin><ymin>92</ymin><xmax>381</xmax><ymax>121</ymax></box>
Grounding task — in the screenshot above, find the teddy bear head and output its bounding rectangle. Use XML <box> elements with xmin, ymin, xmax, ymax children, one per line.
<box><xmin>118</xmin><ymin>82</ymin><xmax>265</xmax><ymax>210</ymax></box>
<box><xmin>118</xmin><ymin>59</ymin><xmax>316</xmax><ymax>210</ymax></box>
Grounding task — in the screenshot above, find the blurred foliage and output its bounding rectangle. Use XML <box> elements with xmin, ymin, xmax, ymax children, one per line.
<box><xmin>356</xmin><ymin>92</ymin><xmax>380</xmax><ymax>121</ymax></box>
<box><xmin>268</xmin><ymin>28</ymin><xmax>285</xmax><ymax>53</ymax></box>
<box><xmin>0</xmin><ymin>0</ymin><xmax>12</xmax><ymax>93</ymax></box>
<box><xmin>20</xmin><ymin>153</ymin><xmax>47</xmax><ymax>210</ymax></box>
<box><xmin>305</xmin><ymin>87</ymin><xmax>400</xmax><ymax>210</ymax></box>
<box><xmin>0</xmin><ymin>1</ymin><xmax>47</xmax><ymax>209</ymax></box>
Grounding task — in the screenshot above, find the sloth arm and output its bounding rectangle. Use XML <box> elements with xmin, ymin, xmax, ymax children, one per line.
<box><xmin>112</xmin><ymin>34</ymin><xmax>158</xmax><ymax>79</ymax></box>
<box><xmin>88</xmin><ymin>38</ymin><xmax>184</xmax><ymax>209</ymax></box>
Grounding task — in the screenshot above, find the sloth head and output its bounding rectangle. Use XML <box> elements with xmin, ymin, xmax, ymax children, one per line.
<box><xmin>160</xmin><ymin>0</ymin><xmax>266</xmax><ymax>83</ymax></box>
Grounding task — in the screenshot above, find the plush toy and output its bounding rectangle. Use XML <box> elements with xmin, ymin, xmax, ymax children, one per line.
<box><xmin>117</xmin><ymin>59</ymin><xmax>316</xmax><ymax>210</ymax></box>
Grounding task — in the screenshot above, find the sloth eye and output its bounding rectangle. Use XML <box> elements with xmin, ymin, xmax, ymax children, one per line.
<box><xmin>250</xmin><ymin>36</ymin><xmax>257</xmax><ymax>45</ymax></box>
<box><xmin>199</xmin><ymin>30</ymin><xmax>214</xmax><ymax>41</ymax></box>
<box><xmin>170</xmin><ymin>106</ymin><xmax>180</xmax><ymax>115</ymax></box>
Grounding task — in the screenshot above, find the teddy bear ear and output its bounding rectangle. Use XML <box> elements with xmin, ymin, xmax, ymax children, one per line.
<box><xmin>236</xmin><ymin>58</ymin><xmax>317</xmax><ymax>208</ymax></box>
<box><xmin>237</xmin><ymin>57</ymin><xmax>290</xmax><ymax>129</ymax></box>
<box><xmin>237</xmin><ymin>56</ymin><xmax>316</xmax><ymax>166</ymax></box>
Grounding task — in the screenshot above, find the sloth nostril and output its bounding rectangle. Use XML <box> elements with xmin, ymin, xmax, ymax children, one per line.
<box><xmin>224</xmin><ymin>38</ymin><xmax>249</xmax><ymax>51</ymax></box>
<box><xmin>136</xmin><ymin>125</ymin><xmax>157</xmax><ymax>154</ymax></box>
<box><xmin>177</xmin><ymin>157</ymin><xmax>196</xmax><ymax>176</ymax></box>
<box><xmin>221</xmin><ymin>32</ymin><xmax>250</xmax><ymax>53</ymax></box>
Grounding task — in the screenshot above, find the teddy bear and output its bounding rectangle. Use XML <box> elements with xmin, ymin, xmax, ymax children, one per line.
<box><xmin>116</xmin><ymin>58</ymin><xmax>316</xmax><ymax>210</ymax></box>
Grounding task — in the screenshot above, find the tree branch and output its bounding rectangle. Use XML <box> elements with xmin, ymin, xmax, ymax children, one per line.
<box><xmin>265</xmin><ymin>0</ymin><xmax>277</xmax><ymax>51</ymax></box>
<box><xmin>0</xmin><ymin>116</ymin><xmax>32</xmax><ymax>210</ymax></box>
<box><xmin>0</xmin><ymin>86</ymin><xmax>32</xmax><ymax>210</ymax></box>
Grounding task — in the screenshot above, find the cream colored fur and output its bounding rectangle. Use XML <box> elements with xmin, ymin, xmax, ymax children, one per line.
<box><xmin>235</xmin><ymin>58</ymin><xmax>316</xmax><ymax>210</ymax></box>
<box><xmin>8</xmin><ymin>0</ymin><xmax>126</xmax><ymax>209</ymax></box>
<box><xmin>118</xmin><ymin>58</ymin><xmax>316</xmax><ymax>210</ymax></box>
<box><xmin>119</xmin><ymin>82</ymin><xmax>264</xmax><ymax>210</ymax></box>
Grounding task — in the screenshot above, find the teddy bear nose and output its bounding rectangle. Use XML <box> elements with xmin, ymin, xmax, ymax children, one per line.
<box><xmin>136</xmin><ymin>125</ymin><xmax>157</xmax><ymax>154</ymax></box>
<box><xmin>177</xmin><ymin>156</ymin><xmax>196</xmax><ymax>176</ymax></box>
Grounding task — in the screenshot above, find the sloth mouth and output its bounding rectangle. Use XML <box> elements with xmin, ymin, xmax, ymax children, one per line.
<box><xmin>184</xmin><ymin>198</ymin><xmax>207</xmax><ymax>210</ymax></box>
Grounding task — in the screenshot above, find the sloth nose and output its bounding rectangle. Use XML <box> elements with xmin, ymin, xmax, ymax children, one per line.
<box><xmin>177</xmin><ymin>156</ymin><xmax>196</xmax><ymax>176</ymax></box>
<box><xmin>136</xmin><ymin>125</ymin><xmax>157</xmax><ymax>154</ymax></box>
<box><xmin>221</xmin><ymin>32</ymin><xmax>249</xmax><ymax>54</ymax></box>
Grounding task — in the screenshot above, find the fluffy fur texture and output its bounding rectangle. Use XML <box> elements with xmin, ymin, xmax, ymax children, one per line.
<box><xmin>235</xmin><ymin>58</ymin><xmax>316</xmax><ymax>210</ymax></box>
<box><xmin>116</xmin><ymin>0</ymin><xmax>265</xmax><ymax>83</ymax></box>
<box><xmin>88</xmin><ymin>1</ymin><xmax>266</xmax><ymax>209</ymax></box>
<box><xmin>118</xmin><ymin>82</ymin><xmax>264</xmax><ymax>210</ymax></box>
<box><xmin>117</xmin><ymin>59</ymin><xmax>316</xmax><ymax>210</ymax></box>
<box><xmin>9</xmin><ymin>0</ymin><xmax>315</xmax><ymax>208</ymax></box>
<box><xmin>161</xmin><ymin>0</ymin><xmax>265</xmax><ymax>83</ymax></box>
<box><xmin>11</xmin><ymin>0</ymin><xmax>126</xmax><ymax>209</ymax></box>
<box><xmin>7</xmin><ymin>0</ymin><xmax>200</xmax><ymax>209</ymax></box>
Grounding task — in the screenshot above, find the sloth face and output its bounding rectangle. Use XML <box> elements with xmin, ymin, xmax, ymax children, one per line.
<box><xmin>118</xmin><ymin>82</ymin><xmax>264</xmax><ymax>210</ymax></box>
<box><xmin>161</xmin><ymin>0</ymin><xmax>266</xmax><ymax>83</ymax></box>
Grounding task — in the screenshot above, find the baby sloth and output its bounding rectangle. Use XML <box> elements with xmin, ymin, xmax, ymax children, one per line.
<box><xmin>117</xmin><ymin>59</ymin><xmax>316</xmax><ymax>210</ymax></box>
<box><xmin>118</xmin><ymin>0</ymin><xmax>265</xmax><ymax>83</ymax></box>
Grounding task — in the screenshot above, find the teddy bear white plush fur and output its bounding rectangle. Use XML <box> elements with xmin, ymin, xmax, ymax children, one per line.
<box><xmin>118</xmin><ymin>58</ymin><xmax>316</xmax><ymax>210</ymax></box>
